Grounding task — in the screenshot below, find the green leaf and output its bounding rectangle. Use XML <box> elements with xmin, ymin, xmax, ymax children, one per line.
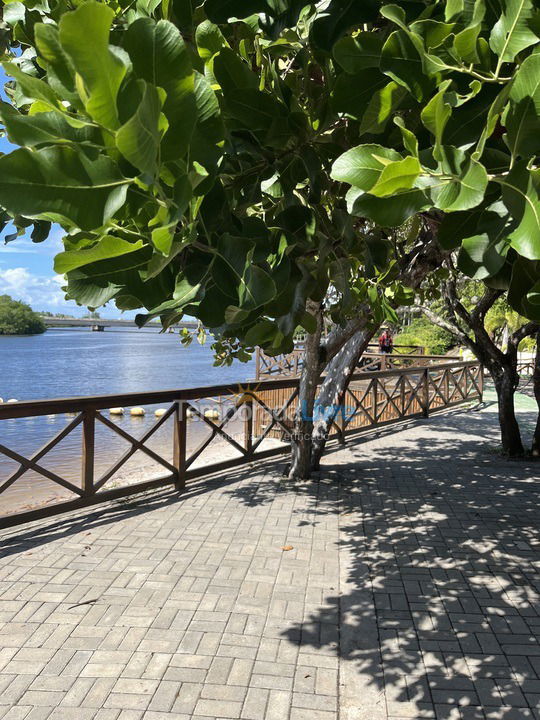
<box><xmin>438</xmin><ymin>210</ymin><xmax>478</xmax><ymax>249</ymax></box>
<box><xmin>393</xmin><ymin>116</ymin><xmax>418</xmax><ymax>156</ymax></box>
<box><xmin>346</xmin><ymin>186</ymin><xmax>430</xmax><ymax>226</ymax></box>
<box><xmin>331</xmin><ymin>144</ymin><xmax>402</xmax><ymax>190</ymax></box>
<box><xmin>196</xmin><ymin>20</ymin><xmax>227</xmax><ymax>60</ymax></box>
<box><xmin>225</xmin><ymin>88</ymin><xmax>287</xmax><ymax>130</ymax></box>
<box><xmin>59</xmin><ymin>1</ymin><xmax>128</xmax><ymax>130</ymax></box>
<box><xmin>380</xmin><ymin>30</ymin><xmax>434</xmax><ymax>101</ymax></box>
<box><xmin>1</xmin><ymin>61</ymin><xmax>61</xmax><ymax>112</ymax></box>
<box><xmin>54</xmin><ymin>236</ymin><xmax>144</xmax><ymax>274</ymax></box>
<box><xmin>359</xmin><ymin>81</ymin><xmax>408</xmax><ymax>135</ymax></box>
<box><xmin>457</xmin><ymin>233</ymin><xmax>508</xmax><ymax>279</ymax></box>
<box><xmin>123</xmin><ymin>19</ymin><xmax>196</xmax><ymax>161</ymax></box>
<box><xmin>0</xmin><ymin>147</ymin><xmax>130</xmax><ymax>231</ymax></box>
<box><xmin>331</xmin><ymin>70</ymin><xmax>387</xmax><ymax>119</ymax></box>
<box><xmin>369</xmin><ymin>156</ymin><xmax>422</xmax><ymax>197</ymax></box>
<box><xmin>311</xmin><ymin>0</ymin><xmax>379</xmax><ymax>51</ymax></box>
<box><xmin>34</xmin><ymin>23</ymin><xmax>78</xmax><ymax>103</ymax></box>
<box><xmin>501</xmin><ymin>163</ymin><xmax>540</xmax><ymax>259</ymax></box>
<box><xmin>429</xmin><ymin>148</ymin><xmax>488</xmax><ymax>212</ymax></box>
<box><xmin>116</xmin><ymin>81</ymin><xmax>162</xmax><ymax>176</ymax></box>
<box><xmin>333</xmin><ymin>33</ymin><xmax>384</xmax><ymax>73</ymax></box>
<box><xmin>505</xmin><ymin>54</ymin><xmax>540</xmax><ymax>158</ymax></box>
<box><xmin>420</xmin><ymin>80</ymin><xmax>452</xmax><ymax>154</ymax></box>
<box><xmin>203</xmin><ymin>0</ymin><xmax>267</xmax><ymax>23</ymax></box>
<box><xmin>489</xmin><ymin>0</ymin><xmax>540</xmax><ymax>63</ymax></box>
<box><xmin>213</xmin><ymin>47</ymin><xmax>258</xmax><ymax>92</ymax></box>
<box><xmin>0</xmin><ymin>102</ymin><xmax>94</xmax><ymax>147</ymax></box>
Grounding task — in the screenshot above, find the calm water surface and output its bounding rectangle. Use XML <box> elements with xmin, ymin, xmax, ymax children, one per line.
<box><xmin>0</xmin><ymin>327</ymin><xmax>254</xmax><ymax>401</ymax></box>
<box><xmin>0</xmin><ymin>328</ymin><xmax>257</xmax><ymax>515</ymax></box>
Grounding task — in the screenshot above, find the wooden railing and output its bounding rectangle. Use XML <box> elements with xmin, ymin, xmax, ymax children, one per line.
<box><xmin>0</xmin><ymin>360</ymin><xmax>482</xmax><ymax>528</ymax></box>
<box><xmin>256</xmin><ymin>346</ymin><xmax>449</xmax><ymax>379</ymax></box>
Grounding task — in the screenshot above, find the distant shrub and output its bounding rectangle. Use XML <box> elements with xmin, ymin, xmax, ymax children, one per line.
<box><xmin>0</xmin><ymin>295</ymin><xmax>46</xmax><ymax>335</ymax></box>
<box><xmin>394</xmin><ymin>319</ymin><xmax>454</xmax><ymax>356</ymax></box>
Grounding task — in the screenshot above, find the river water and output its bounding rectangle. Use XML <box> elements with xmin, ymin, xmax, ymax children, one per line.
<box><xmin>0</xmin><ymin>328</ymin><xmax>258</xmax><ymax>516</ymax></box>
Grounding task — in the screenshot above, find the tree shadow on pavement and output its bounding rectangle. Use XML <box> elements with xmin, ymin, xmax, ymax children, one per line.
<box><xmin>227</xmin><ymin>407</ymin><xmax>540</xmax><ymax>719</ymax></box>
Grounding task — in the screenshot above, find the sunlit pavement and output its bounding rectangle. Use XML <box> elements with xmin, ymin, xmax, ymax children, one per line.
<box><xmin>0</xmin><ymin>398</ymin><xmax>538</xmax><ymax>720</ymax></box>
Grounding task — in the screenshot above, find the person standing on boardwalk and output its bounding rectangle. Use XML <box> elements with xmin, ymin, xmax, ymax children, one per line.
<box><xmin>379</xmin><ymin>328</ymin><xmax>394</xmax><ymax>354</ymax></box>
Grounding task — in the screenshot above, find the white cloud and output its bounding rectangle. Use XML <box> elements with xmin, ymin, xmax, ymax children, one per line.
<box><xmin>0</xmin><ymin>226</ymin><xmax>65</xmax><ymax>258</ymax></box>
<box><xmin>0</xmin><ymin>267</ymin><xmax>72</xmax><ymax>310</ymax></box>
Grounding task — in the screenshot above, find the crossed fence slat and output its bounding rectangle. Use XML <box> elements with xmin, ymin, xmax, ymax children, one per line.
<box><xmin>0</xmin><ymin>360</ymin><xmax>483</xmax><ymax>528</ymax></box>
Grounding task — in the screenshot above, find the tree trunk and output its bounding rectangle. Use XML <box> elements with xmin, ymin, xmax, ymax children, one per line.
<box><xmin>311</xmin><ymin>328</ymin><xmax>376</xmax><ymax>469</ymax></box>
<box><xmin>532</xmin><ymin>333</ymin><xmax>540</xmax><ymax>457</ymax></box>
<box><xmin>492</xmin><ymin>364</ymin><xmax>524</xmax><ymax>457</ymax></box>
<box><xmin>288</xmin><ymin>303</ymin><xmax>323</xmax><ymax>479</ymax></box>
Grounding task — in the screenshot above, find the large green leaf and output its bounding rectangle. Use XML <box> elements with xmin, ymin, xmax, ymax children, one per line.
<box><xmin>346</xmin><ymin>186</ymin><xmax>430</xmax><ymax>226</ymax></box>
<box><xmin>501</xmin><ymin>163</ymin><xmax>540</xmax><ymax>259</ymax></box>
<box><xmin>196</xmin><ymin>20</ymin><xmax>227</xmax><ymax>60</ymax></box>
<box><xmin>0</xmin><ymin>102</ymin><xmax>94</xmax><ymax>147</ymax></box>
<box><xmin>333</xmin><ymin>33</ymin><xmax>384</xmax><ymax>73</ymax></box>
<box><xmin>359</xmin><ymin>81</ymin><xmax>408</xmax><ymax>135</ymax></box>
<box><xmin>369</xmin><ymin>156</ymin><xmax>422</xmax><ymax>197</ymax></box>
<box><xmin>331</xmin><ymin>70</ymin><xmax>387</xmax><ymax>118</ymax></box>
<box><xmin>310</xmin><ymin>0</ymin><xmax>380</xmax><ymax>51</ymax></box>
<box><xmin>59</xmin><ymin>1</ymin><xmax>128</xmax><ymax>130</ymax></box>
<box><xmin>0</xmin><ymin>147</ymin><xmax>130</xmax><ymax>230</ymax></box>
<box><xmin>489</xmin><ymin>0</ymin><xmax>540</xmax><ymax>63</ymax></box>
<box><xmin>123</xmin><ymin>18</ymin><xmax>196</xmax><ymax>160</ymax></box>
<box><xmin>1</xmin><ymin>61</ymin><xmax>61</xmax><ymax>112</ymax></box>
<box><xmin>505</xmin><ymin>54</ymin><xmax>540</xmax><ymax>158</ymax></box>
<box><xmin>380</xmin><ymin>30</ymin><xmax>434</xmax><ymax>101</ymax></box>
<box><xmin>225</xmin><ymin>88</ymin><xmax>288</xmax><ymax>130</ymax></box>
<box><xmin>420</xmin><ymin>80</ymin><xmax>452</xmax><ymax>154</ymax></box>
<box><xmin>203</xmin><ymin>0</ymin><xmax>269</xmax><ymax>23</ymax></box>
<box><xmin>429</xmin><ymin>147</ymin><xmax>488</xmax><ymax>211</ymax></box>
<box><xmin>55</xmin><ymin>236</ymin><xmax>145</xmax><ymax>274</ymax></box>
<box><xmin>213</xmin><ymin>47</ymin><xmax>259</xmax><ymax>92</ymax></box>
<box><xmin>331</xmin><ymin>144</ymin><xmax>402</xmax><ymax>190</ymax></box>
<box><xmin>34</xmin><ymin>23</ymin><xmax>78</xmax><ymax>104</ymax></box>
<box><xmin>116</xmin><ymin>81</ymin><xmax>162</xmax><ymax>176</ymax></box>
<box><xmin>457</xmin><ymin>233</ymin><xmax>508</xmax><ymax>279</ymax></box>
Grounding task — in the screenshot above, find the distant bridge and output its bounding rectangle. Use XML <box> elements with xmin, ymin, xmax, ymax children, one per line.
<box><xmin>40</xmin><ymin>317</ymin><xmax>199</xmax><ymax>332</ymax></box>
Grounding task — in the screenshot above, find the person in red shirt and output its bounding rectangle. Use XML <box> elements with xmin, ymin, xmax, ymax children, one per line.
<box><xmin>378</xmin><ymin>329</ymin><xmax>394</xmax><ymax>354</ymax></box>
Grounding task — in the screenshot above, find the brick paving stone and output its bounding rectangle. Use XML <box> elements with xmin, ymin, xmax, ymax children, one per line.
<box><xmin>0</xmin><ymin>404</ymin><xmax>539</xmax><ymax>719</ymax></box>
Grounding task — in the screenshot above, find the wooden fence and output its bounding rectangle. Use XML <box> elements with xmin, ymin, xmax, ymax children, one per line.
<box><xmin>0</xmin><ymin>360</ymin><xmax>482</xmax><ymax>529</ymax></box>
<box><xmin>256</xmin><ymin>347</ymin><xmax>449</xmax><ymax>379</ymax></box>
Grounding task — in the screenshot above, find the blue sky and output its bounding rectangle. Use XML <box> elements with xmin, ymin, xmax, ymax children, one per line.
<box><xmin>0</xmin><ymin>67</ymin><xmax>133</xmax><ymax>318</ymax></box>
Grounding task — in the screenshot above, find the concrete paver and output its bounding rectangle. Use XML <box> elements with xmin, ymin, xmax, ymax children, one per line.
<box><xmin>0</xmin><ymin>400</ymin><xmax>539</xmax><ymax>719</ymax></box>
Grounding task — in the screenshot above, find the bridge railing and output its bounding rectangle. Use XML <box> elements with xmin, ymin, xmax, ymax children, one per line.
<box><xmin>0</xmin><ymin>360</ymin><xmax>482</xmax><ymax>528</ymax></box>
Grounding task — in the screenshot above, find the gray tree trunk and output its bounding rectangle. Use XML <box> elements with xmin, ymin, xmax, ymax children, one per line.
<box><xmin>288</xmin><ymin>302</ymin><xmax>323</xmax><ymax>479</ymax></box>
<box><xmin>532</xmin><ymin>333</ymin><xmax>540</xmax><ymax>457</ymax></box>
<box><xmin>311</xmin><ymin>328</ymin><xmax>376</xmax><ymax>469</ymax></box>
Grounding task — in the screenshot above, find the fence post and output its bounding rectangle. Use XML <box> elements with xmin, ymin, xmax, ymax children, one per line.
<box><xmin>81</xmin><ymin>408</ymin><xmax>95</xmax><ymax>496</ymax></box>
<box><xmin>422</xmin><ymin>368</ymin><xmax>430</xmax><ymax>417</ymax></box>
<box><xmin>173</xmin><ymin>400</ymin><xmax>187</xmax><ymax>491</ymax></box>
<box><xmin>371</xmin><ymin>380</ymin><xmax>378</xmax><ymax>424</ymax></box>
<box><xmin>255</xmin><ymin>347</ymin><xmax>261</xmax><ymax>381</ymax></box>
<box><xmin>479</xmin><ymin>363</ymin><xmax>484</xmax><ymax>401</ymax></box>
<box><xmin>244</xmin><ymin>396</ymin><xmax>253</xmax><ymax>456</ymax></box>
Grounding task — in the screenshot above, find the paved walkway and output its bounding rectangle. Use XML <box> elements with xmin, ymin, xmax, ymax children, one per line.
<box><xmin>0</xmin><ymin>399</ymin><xmax>539</xmax><ymax>720</ymax></box>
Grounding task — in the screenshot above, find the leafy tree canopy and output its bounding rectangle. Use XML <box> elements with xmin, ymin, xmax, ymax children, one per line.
<box><xmin>1</xmin><ymin>0</ymin><xmax>540</xmax><ymax>354</ymax></box>
<box><xmin>0</xmin><ymin>294</ymin><xmax>46</xmax><ymax>335</ymax></box>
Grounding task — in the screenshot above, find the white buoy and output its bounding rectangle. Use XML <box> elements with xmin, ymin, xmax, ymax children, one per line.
<box><xmin>110</xmin><ymin>407</ymin><xmax>124</xmax><ymax>416</ymax></box>
<box><xmin>7</xmin><ymin>399</ymin><xmax>17</xmax><ymax>403</ymax></box>
<box><xmin>204</xmin><ymin>408</ymin><xmax>220</xmax><ymax>420</ymax></box>
<box><xmin>130</xmin><ymin>407</ymin><xmax>145</xmax><ymax>417</ymax></box>
<box><xmin>154</xmin><ymin>408</ymin><xmax>167</xmax><ymax>417</ymax></box>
